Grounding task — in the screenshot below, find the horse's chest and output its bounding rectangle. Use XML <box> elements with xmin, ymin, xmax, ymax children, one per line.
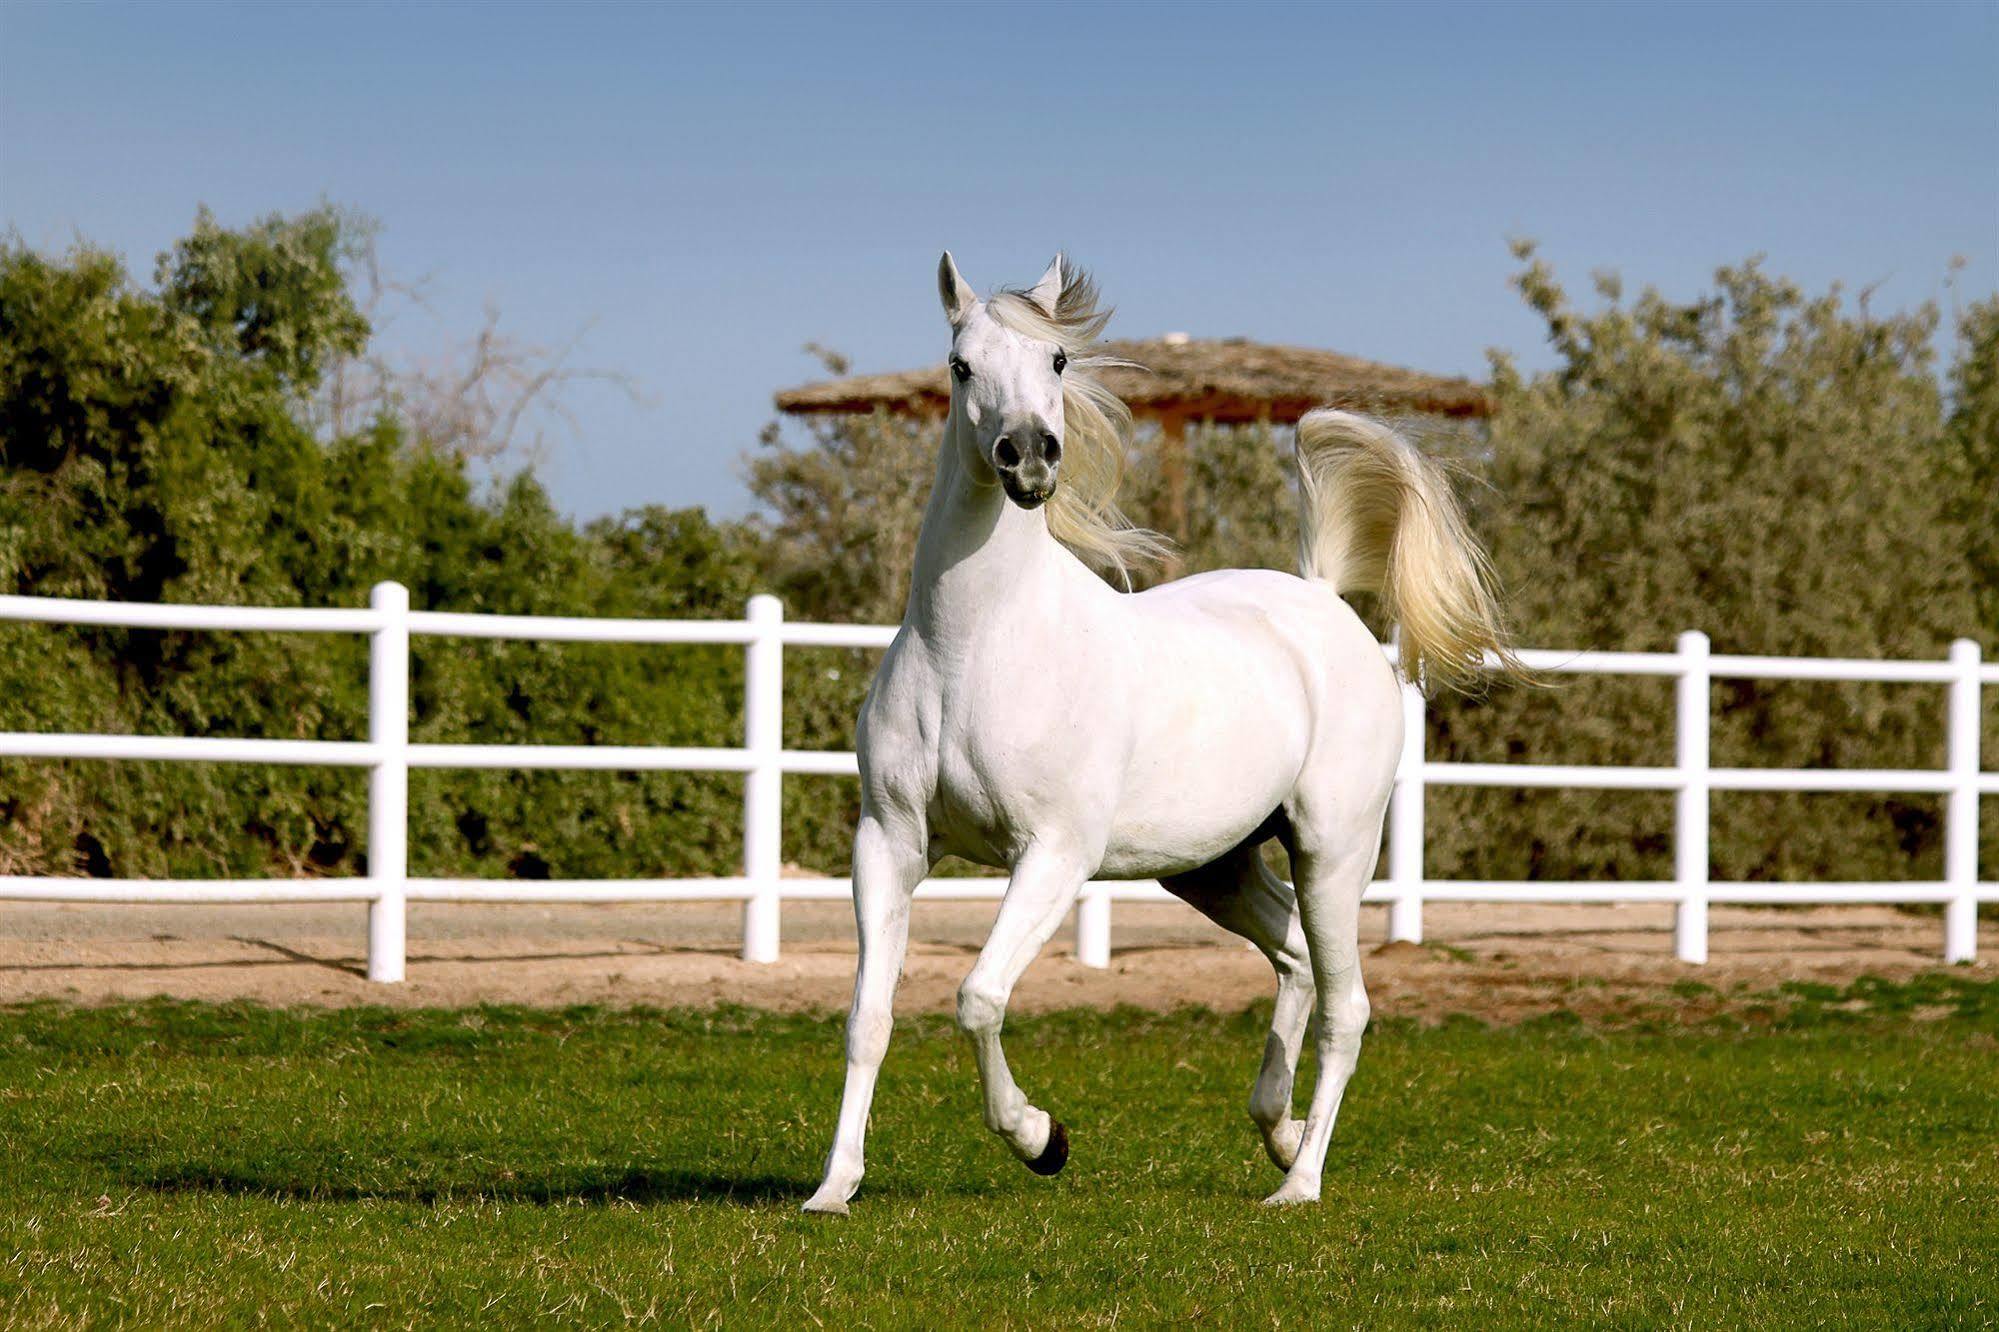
<box><xmin>926</xmin><ymin>662</ymin><xmax>1111</xmax><ymax>861</ymax></box>
<box><xmin>928</xmin><ymin>706</ymin><xmax>1036</xmax><ymax>859</ymax></box>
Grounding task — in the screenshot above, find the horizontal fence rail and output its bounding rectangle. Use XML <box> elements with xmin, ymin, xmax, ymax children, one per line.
<box><xmin>1</xmin><ymin>587</ymin><xmax>1992</xmax><ymax>980</ymax></box>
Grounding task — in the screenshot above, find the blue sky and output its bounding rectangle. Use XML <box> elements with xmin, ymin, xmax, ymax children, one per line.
<box><xmin>4</xmin><ymin>0</ymin><xmax>1995</xmax><ymax>520</ymax></box>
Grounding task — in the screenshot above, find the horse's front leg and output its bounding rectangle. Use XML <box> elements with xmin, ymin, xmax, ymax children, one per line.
<box><xmin>803</xmin><ymin>813</ymin><xmax>927</xmax><ymax>1215</ymax></box>
<box><xmin>958</xmin><ymin>846</ymin><xmax>1091</xmax><ymax>1174</ymax></box>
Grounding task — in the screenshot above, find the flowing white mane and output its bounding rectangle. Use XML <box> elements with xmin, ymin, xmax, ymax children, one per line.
<box><xmin>987</xmin><ymin>266</ymin><xmax>1171</xmax><ymax>582</ymax></box>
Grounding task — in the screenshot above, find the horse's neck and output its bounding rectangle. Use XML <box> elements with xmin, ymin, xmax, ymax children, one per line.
<box><xmin>905</xmin><ymin>418</ymin><xmax>1072</xmax><ymax>649</ymax></box>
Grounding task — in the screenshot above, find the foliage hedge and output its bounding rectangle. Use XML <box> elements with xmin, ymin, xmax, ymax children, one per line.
<box><xmin>2</xmin><ymin>212</ymin><xmax>1994</xmax><ymax>886</ymax></box>
<box><xmin>0</xmin><ymin>213</ymin><xmax>758</xmax><ymax>880</ymax></box>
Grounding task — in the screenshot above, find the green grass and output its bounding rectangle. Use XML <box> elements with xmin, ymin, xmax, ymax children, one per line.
<box><xmin>3</xmin><ymin>979</ymin><xmax>1997</xmax><ymax>1328</ymax></box>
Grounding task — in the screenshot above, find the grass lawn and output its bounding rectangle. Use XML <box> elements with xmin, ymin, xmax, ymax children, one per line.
<box><xmin>1</xmin><ymin>977</ymin><xmax>1995</xmax><ymax>1328</ymax></box>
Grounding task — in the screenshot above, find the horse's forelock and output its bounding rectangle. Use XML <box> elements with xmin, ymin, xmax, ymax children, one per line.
<box><xmin>989</xmin><ymin>266</ymin><xmax>1110</xmax><ymax>349</ymax></box>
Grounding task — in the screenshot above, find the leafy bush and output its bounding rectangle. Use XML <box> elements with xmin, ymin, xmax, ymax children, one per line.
<box><xmin>1426</xmin><ymin>246</ymin><xmax>1995</xmax><ymax>885</ymax></box>
<box><xmin>0</xmin><ymin>212</ymin><xmax>758</xmax><ymax>881</ymax></box>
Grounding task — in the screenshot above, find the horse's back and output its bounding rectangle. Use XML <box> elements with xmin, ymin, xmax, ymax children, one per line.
<box><xmin>1150</xmin><ymin>571</ymin><xmax>1407</xmax><ymax>801</ymax></box>
<box><xmin>1127</xmin><ymin>568</ymin><xmax>1395</xmax><ymax>702</ymax></box>
<box><xmin>1088</xmin><ymin>568</ymin><xmax>1400</xmax><ymax>877</ymax></box>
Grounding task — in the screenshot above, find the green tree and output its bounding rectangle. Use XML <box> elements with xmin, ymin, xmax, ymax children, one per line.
<box><xmin>1425</xmin><ymin>244</ymin><xmax>1987</xmax><ymax>887</ymax></box>
<box><xmin>158</xmin><ymin>205</ymin><xmax>368</xmax><ymax>390</ymax></box>
<box><xmin>0</xmin><ymin>211</ymin><xmax>761</xmax><ymax>882</ymax></box>
<box><xmin>746</xmin><ymin>410</ymin><xmax>933</xmax><ymax>627</ymax></box>
<box><xmin>1943</xmin><ymin>295</ymin><xmax>1999</xmax><ymax>643</ymax></box>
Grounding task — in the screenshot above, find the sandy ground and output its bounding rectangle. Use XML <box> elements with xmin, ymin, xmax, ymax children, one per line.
<box><xmin>3</xmin><ymin>896</ymin><xmax>1991</xmax><ymax>1022</ymax></box>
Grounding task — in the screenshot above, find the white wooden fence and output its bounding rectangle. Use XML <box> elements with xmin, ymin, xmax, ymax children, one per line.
<box><xmin>1</xmin><ymin>584</ymin><xmax>1992</xmax><ymax>981</ymax></box>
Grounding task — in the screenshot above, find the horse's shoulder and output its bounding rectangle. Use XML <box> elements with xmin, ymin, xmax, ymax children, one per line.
<box><xmin>856</xmin><ymin>629</ymin><xmax>941</xmax><ymax>767</ymax></box>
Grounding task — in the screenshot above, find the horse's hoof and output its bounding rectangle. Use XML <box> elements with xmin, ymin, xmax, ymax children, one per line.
<box><xmin>800</xmin><ymin>1191</ymin><xmax>851</xmax><ymax>1217</ymax></box>
<box><xmin>1260</xmin><ymin>1181</ymin><xmax>1320</xmax><ymax>1207</ymax></box>
<box><xmin>1261</xmin><ymin>1119</ymin><xmax>1304</xmax><ymax>1172</ymax></box>
<box><xmin>1025</xmin><ymin>1119</ymin><xmax>1070</xmax><ymax>1176</ymax></box>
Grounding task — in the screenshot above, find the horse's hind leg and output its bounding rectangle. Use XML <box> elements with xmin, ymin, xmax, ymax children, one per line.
<box><xmin>1163</xmin><ymin>844</ymin><xmax>1315</xmax><ymax>1171</ymax></box>
<box><xmin>1264</xmin><ymin>795</ymin><xmax>1389</xmax><ymax>1207</ymax></box>
<box><xmin>958</xmin><ymin>845</ymin><xmax>1091</xmax><ymax>1173</ymax></box>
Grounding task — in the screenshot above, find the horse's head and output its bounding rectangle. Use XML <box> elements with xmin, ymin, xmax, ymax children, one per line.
<box><xmin>937</xmin><ymin>251</ymin><xmax>1070</xmax><ymax>510</ymax></box>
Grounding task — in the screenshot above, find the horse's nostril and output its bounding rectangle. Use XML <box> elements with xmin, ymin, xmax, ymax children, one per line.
<box><xmin>1042</xmin><ymin>434</ymin><xmax>1062</xmax><ymax>464</ymax></box>
<box><xmin>994</xmin><ymin>437</ymin><xmax>1021</xmax><ymax>468</ymax></box>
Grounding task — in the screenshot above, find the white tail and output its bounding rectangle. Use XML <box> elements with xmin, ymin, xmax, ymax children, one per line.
<box><xmin>1295</xmin><ymin>410</ymin><xmax>1518</xmax><ymax>691</ymax></box>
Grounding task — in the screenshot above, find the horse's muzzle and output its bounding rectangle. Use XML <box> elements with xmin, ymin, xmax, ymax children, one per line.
<box><xmin>1002</xmin><ymin>473</ymin><xmax>1055</xmax><ymax>509</ymax></box>
<box><xmin>993</xmin><ymin>425</ymin><xmax>1060</xmax><ymax>509</ymax></box>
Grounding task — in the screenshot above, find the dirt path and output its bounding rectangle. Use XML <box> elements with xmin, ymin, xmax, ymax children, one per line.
<box><xmin>4</xmin><ymin>897</ymin><xmax>1990</xmax><ymax>1022</ymax></box>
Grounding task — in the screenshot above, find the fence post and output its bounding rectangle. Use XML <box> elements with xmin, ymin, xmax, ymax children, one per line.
<box><xmin>1076</xmin><ymin>886</ymin><xmax>1111</xmax><ymax>969</ymax></box>
<box><xmin>742</xmin><ymin>595</ymin><xmax>784</xmax><ymax>964</ymax></box>
<box><xmin>1946</xmin><ymin>638</ymin><xmax>1982</xmax><ymax>964</ymax></box>
<box><xmin>367</xmin><ymin>581</ymin><xmax>409</xmax><ymax>983</ymax></box>
<box><xmin>1387</xmin><ymin>678</ymin><xmax>1426</xmax><ymax>944</ymax></box>
<box><xmin>1674</xmin><ymin>630</ymin><xmax>1711</xmax><ymax>964</ymax></box>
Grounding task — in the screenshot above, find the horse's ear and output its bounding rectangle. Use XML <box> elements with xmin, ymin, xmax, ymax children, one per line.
<box><xmin>1029</xmin><ymin>255</ymin><xmax>1064</xmax><ymax>314</ymax></box>
<box><xmin>938</xmin><ymin>251</ymin><xmax>977</xmax><ymax>327</ymax></box>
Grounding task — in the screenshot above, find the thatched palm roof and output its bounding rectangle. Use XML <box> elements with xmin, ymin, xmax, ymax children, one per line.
<box><xmin>774</xmin><ymin>335</ymin><xmax>1492</xmax><ymax>423</ymax></box>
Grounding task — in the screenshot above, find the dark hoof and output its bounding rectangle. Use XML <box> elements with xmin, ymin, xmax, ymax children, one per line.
<box><xmin>1025</xmin><ymin>1120</ymin><xmax>1069</xmax><ymax>1176</ymax></box>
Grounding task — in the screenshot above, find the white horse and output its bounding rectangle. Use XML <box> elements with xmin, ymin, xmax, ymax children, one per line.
<box><xmin>803</xmin><ymin>254</ymin><xmax>1513</xmax><ymax>1213</ymax></box>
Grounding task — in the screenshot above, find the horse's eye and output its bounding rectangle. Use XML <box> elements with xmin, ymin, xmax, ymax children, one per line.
<box><xmin>1052</xmin><ymin>351</ymin><xmax>1067</xmax><ymax>375</ymax></box>
<box><xmin>950</xmin><ymin>356</ymin><xmax>971</xmax><ymax>383</ymax></box>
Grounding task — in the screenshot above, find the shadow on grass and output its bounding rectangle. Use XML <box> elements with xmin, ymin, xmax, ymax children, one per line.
<box><xmin>134</xmin><ymin>1164</ymin><xmax>832</xmax><ymax>1207</ymax></box>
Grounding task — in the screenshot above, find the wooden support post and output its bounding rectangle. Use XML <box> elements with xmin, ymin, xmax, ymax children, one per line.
<box><xmin>1157</xmin><ymin>412</ymin><xmax>1189</xmax><ymax>576</ymax></box>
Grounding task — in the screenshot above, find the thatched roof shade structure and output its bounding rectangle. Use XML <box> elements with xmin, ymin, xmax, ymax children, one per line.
<box><xmin>774</xmin><ymin>335</ymin><xmax>1493</xmax><ymax>426</ymax></box>
<box><xmin>774</xmin><ymin>335</ymin><xmax>1491</xmax><ymax>550</ymax></box>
